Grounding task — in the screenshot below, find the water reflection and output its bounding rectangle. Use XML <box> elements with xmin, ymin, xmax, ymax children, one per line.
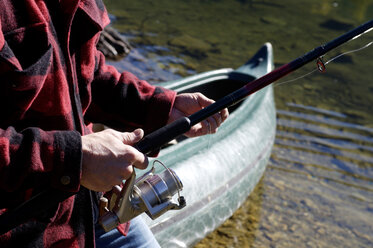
<box><xmin>276</xmin><ymin>130</ymin><xmax>373</xmax><ymax>153</ymax></box>
<box><xmin>275</xmin><ymin>103</ymin><xmax>373</xmax><ymax>193</ymax></box>
<box><xmin>196</xmin><ymin>103</ymin><xmax>373</xmax><ymax>247</ymax></box>
<box><xmin>277</xmin><ymin>119</ymin><xmax>373</xmax><ymax>144</ymax></box>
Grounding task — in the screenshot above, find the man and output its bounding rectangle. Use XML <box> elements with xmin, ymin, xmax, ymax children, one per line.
<box><xmin>0</xmin><ymin>0</ymin><xmax>228</xmax><ymax>247</ymax></box>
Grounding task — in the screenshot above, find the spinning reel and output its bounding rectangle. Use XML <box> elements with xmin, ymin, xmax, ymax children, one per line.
<box><xmin>99</xmin><ymin>161</ymin><xmax>186</xmax><ymax>232</ymax></box>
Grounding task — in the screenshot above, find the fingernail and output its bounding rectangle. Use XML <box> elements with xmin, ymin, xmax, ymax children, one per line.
<box><xmin>134</xmin><ymin>128</ymin><xmax>144</xmax><ymax>137</ymax></box>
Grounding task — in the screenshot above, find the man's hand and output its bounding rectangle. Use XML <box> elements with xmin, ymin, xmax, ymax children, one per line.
<box><xmin>81</xmin><ymin>129</ymin><xmax>148</xmax><ymax>192</ymax></box>
<box><xmin>168</xmin><ymin>93</ymin><xmax>229</xmax><ymax>137</ymax></box>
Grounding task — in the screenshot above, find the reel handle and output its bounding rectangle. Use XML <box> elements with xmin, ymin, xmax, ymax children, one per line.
<box><xmin>99</xmin><ymin>172</ymin><xmax>139</xmax><ymax>232</ymax></box>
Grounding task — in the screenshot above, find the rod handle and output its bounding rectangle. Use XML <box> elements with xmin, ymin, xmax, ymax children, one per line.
<box><xmin>135</xmin><ymin>117</ymin><xmax>191</xmax><ymax>155</ymax></box>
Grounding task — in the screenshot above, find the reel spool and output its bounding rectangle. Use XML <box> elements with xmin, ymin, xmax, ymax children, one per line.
<box><xmin>99</xmin><ymin>160</ymin><xmax>185</xmax><ymax>232</ymax></box>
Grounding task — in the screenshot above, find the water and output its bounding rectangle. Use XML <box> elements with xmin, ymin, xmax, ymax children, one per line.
<box><xmin>103</xmin><ymin>0</ymin><xmax>373</xmax><ymax>247</ymax></box>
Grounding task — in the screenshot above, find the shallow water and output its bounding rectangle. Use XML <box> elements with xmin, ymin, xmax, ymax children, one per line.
<box><xmin>104</xmin><ymin>0</ymin><xmax>373</xmax><ymax>247</ymax></box>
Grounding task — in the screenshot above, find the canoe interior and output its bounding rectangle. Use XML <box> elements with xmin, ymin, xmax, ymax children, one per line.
<box><xmin>179</xmin><ymin>73</ymin><xmax>255</xmax><ymax>113</ymax></box>
<box><xmin>166</xmin><ymin>72</ymin><xmax>255</xmax><ymax>144</ymax></box>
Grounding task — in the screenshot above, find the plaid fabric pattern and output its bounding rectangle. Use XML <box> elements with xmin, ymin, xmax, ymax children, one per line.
<box><xmin>0</xmin><ymin>0</ymin><xmax>176</xmax><ymax>247</ymax></box>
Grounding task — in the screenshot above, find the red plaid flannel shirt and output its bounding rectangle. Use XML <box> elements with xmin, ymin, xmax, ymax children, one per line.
<box><xmin>0</xmin><ymin>0</ymin><xmax>176</xmax><ymax>247</ymax></box>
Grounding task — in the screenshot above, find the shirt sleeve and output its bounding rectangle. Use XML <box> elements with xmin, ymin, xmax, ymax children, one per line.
<box><xmin>0</xmin><ymin>19</ymin><xmax>4</xmax><ymax>51</ymax></box>
<box><xmin>84</xmin><ymin>50</ymin><xmax>177</xmax><ymax>134</ymax></box>
<box><xmin>0</xmin><ymin>127</ymin><xmax>82</xmax><ymax>208</ymax></box>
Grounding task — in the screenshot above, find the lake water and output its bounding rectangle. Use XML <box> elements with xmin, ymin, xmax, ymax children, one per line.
<box><xmin>104</xmin><ymin>0</ymin><xmax>373</xmax><ymax>247</ymax></box>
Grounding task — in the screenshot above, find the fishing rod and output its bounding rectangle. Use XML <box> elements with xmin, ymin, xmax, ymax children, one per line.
<box><xmin>136</xmin><ymin>19</ymin><xmax>373</xmax><ymax>154</ymax></box>
<box><xmin>0</xmin><ymin>19</ymin><xmax>372</xmax><ymax>235</ymax></box>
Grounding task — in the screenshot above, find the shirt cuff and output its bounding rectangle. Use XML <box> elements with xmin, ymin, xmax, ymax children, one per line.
<box><xmin>50</xmin><ymin>131</ymin><xmax>82</xmax><ymax>192</ymax></box>
<box><xmin>144</xmin><ymin>86</ymin><xmax>176</xmax><ymax>134</ymax></box>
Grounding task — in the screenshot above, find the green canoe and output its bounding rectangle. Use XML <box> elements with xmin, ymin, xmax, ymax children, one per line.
<box><xmin>142</xmin><ymin>43</ymin><xmax>276</xmax><ymax>247</ymax></box>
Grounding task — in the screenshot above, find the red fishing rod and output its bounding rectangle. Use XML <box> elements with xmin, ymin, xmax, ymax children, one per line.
<box><xmin>0</xmin><ymin>19</ymin><xmax>372</xmax><ymax>235</ymax></box>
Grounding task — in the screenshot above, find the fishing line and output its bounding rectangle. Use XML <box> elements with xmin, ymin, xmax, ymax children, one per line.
<box><xmin>274</xmin><ymin>40</ymin><xmax>373</xmax><ymax>87</ymax></box>
<box><xmin>206</xmin><ymin>120</ymin><xmax>213</xmax><ymax>151</ymax></box>
<box><xmin>324</xmin><ymin>41</ymin><xmax>373</xmax><ymax>65</ymax></box>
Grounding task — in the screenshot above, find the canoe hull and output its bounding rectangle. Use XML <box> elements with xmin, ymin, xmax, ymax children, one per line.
<box><xmin>142</xmin><ymin>43</ymin><xmax>276</xmax><ymax>247</ymax></box>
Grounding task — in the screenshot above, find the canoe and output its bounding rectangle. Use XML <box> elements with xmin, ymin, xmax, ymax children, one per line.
<box><xmin>141</xmin><ymin>43</ymin><xmax>276</xmax><ymax>247</ymax></box>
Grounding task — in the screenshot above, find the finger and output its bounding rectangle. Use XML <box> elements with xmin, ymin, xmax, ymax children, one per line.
<box><xmin>184</xmin><ymin>122</ymin><xmax>203</xmax><ymax>137</ymax></box>
<box><xmin>124</xmin><ymin>146</ymin><xmax>149</xmax><ymax>170</ymax></box>
<box><xmin>121</xmin><ymin>129</ymin><xmax>144</xmax><ymax>145</ymax></box>
<box><xmin>206</xmin><ymin>117</ymin><xmax>219</xmax><ymax>133</ymax></box>
<box><xmin>197</xmin><ymin>119</ymin><xmax>215</xmax><ymax>136</ymax></box>
<box><xmin>212</xmin><ymin>109</ymin><xmax>229</xmax><ymax>127</ymax></box>
<box><xmin>204</xmin><ymin>120</ymin><xmax>211</xmax><ymax>134</ymax></box>
<box><xmin>132</xmin><ymin>154</ymin><xmax>149</xmax><ymax>170</ymax></box>
<box><xmin>221</xmin><ymin>108</ymin><xmax>229</xmax><ymax>122</ymax></box>
<box><xmin>120</xmin><ymin>165</ymin><xmax>134</xmax><ymax>181</ymax></box>
<box><xmin>196</xmin><ymin>93</ymin><xmax>215</xmax><ymax>109</ymax></box>
<box><xmin>186</xmin><ymin>118</ymin><xmax>216</xmax><ymax>137</ymax></box>
<box><xmin>212</xmin><ymin>112</ymin><xmax>223</xmax><ymax>127</ymax></box>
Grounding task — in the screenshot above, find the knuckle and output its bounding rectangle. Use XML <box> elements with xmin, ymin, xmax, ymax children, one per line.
<box><xmin>123</xmin><ymin>150</ymin><xmax>137</xmax><ymax>162</ymax></box>
<box><xmin>121</xmin><ymin>166</ymin><xmax>133</xmax><ymax>180</ymax></box>
<box><xmin>195</xmin><ymin>92</ymin><xmax>203</xmax><ymax>98</ymax></box>
<box><xmin>105</xmin><ymin>128</ymin><xmax>115</xmax><ymax>135</ymax></box>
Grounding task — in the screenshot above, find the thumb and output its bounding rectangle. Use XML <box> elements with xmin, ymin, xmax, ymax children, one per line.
<box><xmin>196</xmin><ymin>93</ymin><xmax>215</xmax><ymax>108</ymax></box>
<box><xmin>122</xmin><ymin>129</ymin><xmax>144</xmax><ymax>145</ymax></box>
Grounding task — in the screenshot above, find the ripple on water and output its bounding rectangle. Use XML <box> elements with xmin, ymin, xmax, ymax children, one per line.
<box><xmin>196</xmin><ymin>103</ymin><xmax>373</xmax><ymax>248</ymax></box>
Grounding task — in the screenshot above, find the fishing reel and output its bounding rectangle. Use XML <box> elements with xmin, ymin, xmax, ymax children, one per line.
<box><xmin>99</xmin><ymin>160</ymin><xmax>186</xmax><ymax>232</ymax></box>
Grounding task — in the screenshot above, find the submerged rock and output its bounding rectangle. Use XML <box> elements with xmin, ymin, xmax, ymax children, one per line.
<box><xmin>168</xmin><ymin>34</ymin><xmax>212</xmax><ymax>59</ymax></box>
<box><xmin>320</xmin><ymin>19</ymin><xmax>354</xmax><ymax>31</ymax></box>
<box><xmin>97</xmin><ymin>25</ymin><xmax>132</xmax><ymax>60</ymax></box>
